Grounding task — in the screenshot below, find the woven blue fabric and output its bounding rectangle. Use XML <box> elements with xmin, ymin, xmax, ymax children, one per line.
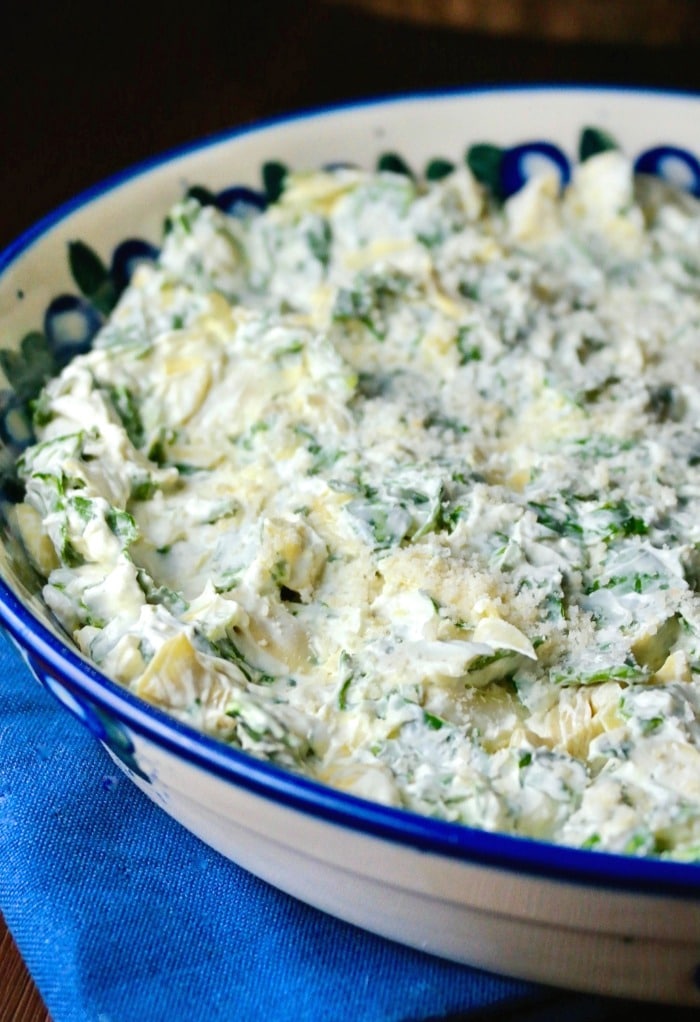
<box><xmin>0</xmin><ymin>627</ymin><xmax>604</xmax><ymax>1022</ymax></box>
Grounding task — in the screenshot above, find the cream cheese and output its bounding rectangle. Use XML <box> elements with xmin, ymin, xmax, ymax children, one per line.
<box><xmin>14</xmin><ymin>149</ymin><xmax>700</xmax><ymax>860</ymax></box>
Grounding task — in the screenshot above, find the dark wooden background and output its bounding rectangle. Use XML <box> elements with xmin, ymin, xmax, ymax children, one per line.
<box><xmin>2</xmin><ymin>2</ymin><xmax>699</xmax><ymax>1018</ymax></box>
<box><xmin>4</xmin><ymin>0</ymin><xmax>700</xmax><ymax>252</ymax></box>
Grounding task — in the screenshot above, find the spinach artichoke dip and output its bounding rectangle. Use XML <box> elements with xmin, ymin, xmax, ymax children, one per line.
<box><xmin>13</xmin><ymin>146</ymin><xmax>700</xmax><ymax>860</ymax></box>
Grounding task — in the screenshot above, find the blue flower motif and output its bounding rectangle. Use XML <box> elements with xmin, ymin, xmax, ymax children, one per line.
<box><xmin>322</xmin><ymin>161</ymin><xmax>359</xmax><ymax>173</ymax></box>
<box><xmin>31</xmin><ymin>657</ymin><xmax>151</xmax><ymax>783</ymax></box>
<box><xmin>500</xmin><ymin>142</ymin><xmax>571</xmax><ymax>198</ymax></box>
<box><xmin>0</xmin><ymin>389</ymin><xmax>33</xmax><ymax>449</ymax></box>
<box><xmin>2</xmin><ymin>127</ymin><xmax>699</xmax><ymax>488</ymax></box>
<box><xmin>0</xmin><ymin>331</ymin><xmax>59</xmax><ymax>472</ymax></box>
<box><xmin>634</xmin><ymin>145</ymin><xmax>700</xmax><ymax>198</ymax></box>
<box><xmin>110</xmin><ymin>238</ymin><xmax>160</xmax><ymax>294</ymax></box>
<box><xmin>215</xmin><ymin>185</ymin><xmax>267</xmax><ymax>218</ymax></box>
<box><xmin>44</xmin><ymin>294</ymin><xmax>102</xmax><ymax>365</ymax></box>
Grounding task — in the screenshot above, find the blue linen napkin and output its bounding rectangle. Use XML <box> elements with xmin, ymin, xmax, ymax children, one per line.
<box><xmin>0</xmin><ymin>627</ymin><xmax>619</xmax><ymax>1022</ymax></box>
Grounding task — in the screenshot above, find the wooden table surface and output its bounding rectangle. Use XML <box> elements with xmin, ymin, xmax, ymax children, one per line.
<box><xmin>2</xmin><ymin>2</ymin><xmax>699</xmax><ymax>1018</ymax></box>
<box><xmin>0</xmin><ymin>920</ymin><xmax>50</xmax><ymax>1022</ymax></box>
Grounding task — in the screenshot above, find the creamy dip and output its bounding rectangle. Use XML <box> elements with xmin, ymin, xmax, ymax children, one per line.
<box><xmin>14</xmin><ymin>149</ymin><xmax>700</xmax><ymax>859</ymax></box>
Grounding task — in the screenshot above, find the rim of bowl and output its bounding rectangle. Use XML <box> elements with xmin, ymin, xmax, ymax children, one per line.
<box><xmin>2</xmin><ymin>83</ymin><xmax>700</xmax><ymax>899</ymax></box>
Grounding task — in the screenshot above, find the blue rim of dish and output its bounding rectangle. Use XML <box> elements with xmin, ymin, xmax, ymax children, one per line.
<box><xmin>2</xmin><ymin>84</ymin><xmax>700</xmax><ymax>900</ymax></box>
<box><xmin>3</xmin><ymin>80</ymin><xmax>700</xmax><ymax>272</ymax></box>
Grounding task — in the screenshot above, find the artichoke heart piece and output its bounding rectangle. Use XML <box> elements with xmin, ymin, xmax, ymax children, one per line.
<box><xmin>134</xmin><ymin>632</ymin><xmax>248</xmax><ymax>712</ymax></box>
<box><xmin>259</xmin><ymin>515</ymin><xmax>327</xmax><ymax>601</ymax></box>
<box><xmin>12</xmin><ymin>502</ymin><xmax>59</xmax><ymax>577</ymax></box>
<box><xmin>465</xmin><ymin>617</ymin><xmax>538</xmax><ymax>687</ymax></box>
<box><xmin>156</xmin><ymin>354</ymin><xmax>212</xmax><ymax>426</ymax></box>
<box><xmin>471</xmin><ymin>617</ymin><xmax>537</xmax><ymax>659</ymax></box>
<box><xmin>655</xmin><ymin>650</ymin><xmax>692</xmax><ymax>684</ymax></box>
<box><xmin>135</xmin><ymin>632</ymin><xmax>313</xmax><ymax>764</ymax></box>
<box><xmin>631</xmin><ymin>615</ymin><xmax>681</xmax><ymax>675</ymax></box>
<box><xmin>528</xmin><ymin>682</ymin><xmax>625</xmax><ymax>760</ymax></box>
<box><xmin>399</xmin><ymin>618</ymin><xmax>537</xmax><ymax>690</ymax></box>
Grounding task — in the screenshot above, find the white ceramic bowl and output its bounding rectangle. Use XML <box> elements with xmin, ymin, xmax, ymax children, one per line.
<box><xmin>2</xmin><ymin>86</ymin><xmax>700</xmax><ymax>1006</ymax></box>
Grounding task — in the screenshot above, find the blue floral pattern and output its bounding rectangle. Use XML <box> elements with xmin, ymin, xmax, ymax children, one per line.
<box><xmin>500</xmin><ymin>142</ymin><xmax>572</xmax><ymax>196</ymax></box>
<box><xmin>25</xmin><ymin>651</ymin><xmax>151</xmax><ymax>782</ymax></box>
<box><xmin>1</xmin><ymin>130</ymin><xmax>699</xmax><ymax>497</ymax></box>
<box><xmin>633</xmin><ymin>145</ymin><xmax>700</xmax><ymax>196</ymax></box>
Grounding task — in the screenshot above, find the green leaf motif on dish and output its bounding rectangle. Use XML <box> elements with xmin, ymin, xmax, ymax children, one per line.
<box><xmin>185</xmin><ymin>184</ymin><xmax>219</xmax><ymax>207</ymax></box>
<box><xmin>579</xmin><ymin>126</ymin><xmax>619</xmax><ymax>163</ymax></box>
<box><xmin>68</xmin><ymin>240</ymin><xmax>118</xmax><ymax>316</ymax></box>
<box><xmin>465</xmin><ymin>143</ymin><xmax>504</xmax><ymax>196</ymax></box>
<box><xmin>377</xmin><ymin>152</ymin><xmax>414</xmax><ymax>178</ymax></box>
<box><xmin>0</xmin><ymin>332</ymin><xmax>58</xmax><ymax>405</ymax></box>
<box><xmin>425</xmin><ymin>157</ymin><xmax>455</xmax><ymax>181</ymax></box>
<box><xmin>262</xmin><ymin>160</ymin><xmax>288</xmax><ymax>203</ymax></box>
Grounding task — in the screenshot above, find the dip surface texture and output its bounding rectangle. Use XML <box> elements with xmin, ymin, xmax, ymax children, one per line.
<box><xmin>15</xmin><ymin>152</ymin><xmax>700</xmax><ymax>860</ymax></box>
